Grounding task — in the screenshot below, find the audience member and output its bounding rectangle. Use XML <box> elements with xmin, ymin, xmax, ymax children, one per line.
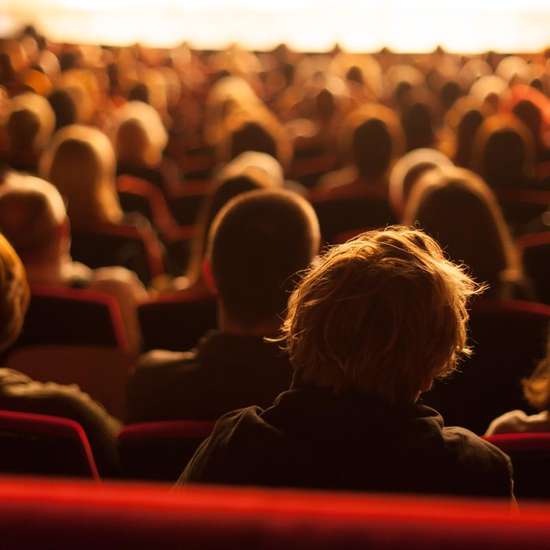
<box><xmin>126</xmin><ymin>189</ymin><xmax>320</xmax><ymax>422</ymax></box>
<box><xmin>179</xmin><ymin>226</ymin><xmax>513</xmax><ymax>499</ymax></box>
<box><xmin>0</xmin><ymin>173</ymin><xmax>146</xmax><ymax>354</ymax></box>
<box><xmin>0</xmin><ymin>232</ymin><xmax>122</xmax><ymax>476</ymax></box>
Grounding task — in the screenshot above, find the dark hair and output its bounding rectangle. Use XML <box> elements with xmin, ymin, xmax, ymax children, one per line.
<box><xmin>48</xmin><ymin>89</ymin><xmax>77</xmax><ymax>130</ymax></box>
<box><xmin>228</xmin><ymin>121</ymin><xmax>278</xmax><ymax>161</ymax></box>
<box><xmin>209</xmin><ymin>189</ymin><xmax>319</xmax><ymax>327</ymax></box>
<box><xmin>353</xmin><ymin>118</ymin><xmax>393</xmax><ymax>180</ymax></box>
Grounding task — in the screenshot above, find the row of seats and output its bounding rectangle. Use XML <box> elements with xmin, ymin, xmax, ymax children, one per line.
<box><xmin>2</xmin><ymin>409</ymin><xmax>550</xmax><ymax>500</ymax></box>
<box><xmin>4</xmin><ymin>476</ymin><xmax>550</xmax><ymax>549</ymax></box>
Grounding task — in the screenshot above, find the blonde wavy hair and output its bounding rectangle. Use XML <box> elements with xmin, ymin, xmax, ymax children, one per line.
<box><xmin>39</xmin><ymin>124</ymin><xmax>123</xmax><ymax>230</ymax></box>
<box><xmin>278</xmin><ymin>226</ymin><xmax>483</xmax><ymax>405</ymax></box>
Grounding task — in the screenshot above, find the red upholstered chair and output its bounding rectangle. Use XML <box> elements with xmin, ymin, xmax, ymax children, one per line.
<box><xmin>485</xmin><ymin>433</ymin><xmax>550</xmax><ymax>500</ymax></box>
<box><xmin>70</xmin><ymin>222</ymin><xmax>165</xmax><ymax>286</ymax></box>
<box><xmin>14</xmin><ymin>284</ymin><xmax>129</xmax><ymax>351</ymax></box>
<box><xmin>494</xmin><ymin>187</ymin><xmax>550</xmax><ymax>230</ymax></box>
<box><xmin>2</xmin><ymin>478</ymin><xmax>550</xmax><ymax>548</ymax></box>
<box><xmin>518</xmin><ymin>232</ymin><xmax>550</xmax><ymax>305</ymax></box>
<box><xmin>168</xmin><ymin>180</ymin><xmax>211</xmax><ymax>226</ymax></box>
<box><xmin>0</xmin><ymin>411</ymin><xmax>99</xmax><ymax>479</ymax></box>
<box><xmin>310</xmin><ymin>184</ymin><xmax>396</xmax><ymax>244</ymax></box>
<box><xmin>423</xmin><ymin>299</ymin><xmax>550</xmax><ymax>434</ymax></box>
<box><xmin>118</xmin><ymin>420</ymin><xmax>215</xmax><ymax>481</ymax></box>
<box><xmin>138</xmin><ymin>289</ymin><xmax>217</xmax><ymax>352</ymax></box>
<box><xmin>6</xmin><ymin>285</ymin><xmax>133</xmax><ymax>418</ymax></box>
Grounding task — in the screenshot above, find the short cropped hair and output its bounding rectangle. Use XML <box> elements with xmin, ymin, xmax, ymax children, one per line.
<box><xmin>279</xmin><ymin>226</ymin><xmax>483</xmax><ymax>404</ymax></box>
<box><xmin>208</xmin><ymin>189</ymin><xmax>320</xmax><ymax>328</ymax></box>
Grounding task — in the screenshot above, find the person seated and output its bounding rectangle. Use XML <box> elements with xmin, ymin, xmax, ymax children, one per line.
<box><xmin>178</xmin><ymin>226</ymin><xmax>513</xmax><ymax>500</ymax></box>
<box><xmin>0</xmin><ymin>173</ymin><xmax>146</xmax><ymax>355</ymax></box>
<box><xmin>487</xmin><ymin>337</ymin><xmax>550</xmax><ymax>435</ymax></box>
<box><xmin>472</xmin><ymin>114</ymin><xmax>537</xmax><ymax>189</ymax></box>
<box><xmin>114</xmin><ymin>100</ymin><xmax>178</xmax><ymax>193</ymax></box>
<box><xmin>39</xmin><ymin>124</ymin><xmax>165</xmax><ymax>286</ymax></box>
<box><xmin>317</xmin><ymin>104</ymin><xmax>404</xmax><ymax>195</ymax></box>
<box><xmin>0</xmin><ymin>233</ymin><xmax>121</xmax><ymax>477</ymax></box>
<box><xmin>126</xmin><ymin>189</ymin><xmax>320</xmax><ymax>422</ymax></box>
<box><xmin>403</xmin><ymin>165</ymin><xmax>529</xmax><ymax>300</ymax></box>
<box><xmin>179</xmin><ymin>152</ymin><xmax>287</xmax><ymax>293</ymax></box>
<box><xmin>2</xmin><ymin>92</ymin><xmax>55</xmax><ymax>174</ymax></box>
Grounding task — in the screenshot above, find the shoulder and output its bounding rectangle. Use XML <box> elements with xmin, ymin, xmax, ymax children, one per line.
<box><xmin>443</xmin><ymin>425</ymin><xmax>513</xmax><ymax>496</ymax></box>
<box><xmin>486</xmin><ymin>410</ymin><xmax>550</xmax><ymax>435</ymax></box>
<box><xmin>90</xmin><ymin>267</ymin><xmax>147</xmax><ymax>299</ymax></box>
<box><xmin>137</xmin><ymin>349</ymin><xmax>197</xmax><ymax>370</ymax></box>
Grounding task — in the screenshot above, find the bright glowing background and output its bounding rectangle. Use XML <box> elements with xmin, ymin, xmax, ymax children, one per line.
<box><xmin>2</xmin><ymin>0</ymin><xmax>550</xmax><ymax>52</ymax></box>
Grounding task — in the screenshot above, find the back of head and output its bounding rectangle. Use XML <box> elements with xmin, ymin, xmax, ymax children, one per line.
<box><xmin>473</xmin><ymin>114</ymin><xmax>535</xmax><ymax>187</ymax></box>
<box><xmin>404</xmin><ymin>166</ymin><xmax>522</xmax><ymax>293</ymax></box>
<box><xmin>48</xmin><ymin>88</ymin><xmax>77</xmax><ymax>130</ymax></box>
<box><xmin>209</xmin><ymin>189</ymin><xmax>320</xmax><ymax>329</ymax></box>
<box><xmin>0</xmin><ymin>174</ymin><xmax>66</xmax><ymax>263</ymax></box>
<box><xmin>40</xmin><ymin>125</ymin><xmax>122</xmax><ymax>230</ymax></box>
<box><xmin>342</xmin><ymin>105</ymin><xmax>404</xmax><ymax>182</ymax></box>
<box><xmin>280</xmin><ymin>226</ymin><xmax>481</xmax><ymax>404</ymax></box>
<box><xmin>389</xmin><ymin>148</ymin><xmax>453</xmax><ymax>218</ymax></box>
<box><xmin>115</xmin><ymin>101</ymin><xmax>167</xmax><ymax>167</ymax></box>
<box><xmin>228</xmin><ymin>120</ymin><xmax>279</xmax><ymax>162</ymax></box>
<box><xmin>6</xmin><ymin>92</ymin><xmax>55</xmax><ymax>154</ymax></box>
<box><xmin>0</xmin><ymin>233</ymin><xmax>29</xmax><ymax>353</ymax></box>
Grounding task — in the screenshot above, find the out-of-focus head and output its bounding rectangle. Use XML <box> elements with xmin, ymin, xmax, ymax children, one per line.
<box><xmin>0</xmin><ymin>233</ymin><xmax>29</xmax><ymax>353</ymax></box>
<box><xmin>0</xmin><ymin>173</ymin><xmax>68</xmax><ymax>264</ymax></box>
<box><xmin>496</xmin><ymin>56</ymin><xmax>533</xmax><ymax>85</ymax></box>
<box><xmin>208</xmin><ymin>188</ymin><xmax>320</xmax><ymax>330</ymax></box>
<box><xmin>472</xmin><ymin>114</ymin><xmax>536</xmax><ymax>187</ymax></box>
<box><xmin>341</xmin><ymin>104</ymin><xmax>405</xmax><ymax>182</ymax></box>
<box><xmin>47</xmin><ymin>88</ymin><xmax>78</xmax><ymax>130</ymax></box>
<box><xmin>39</xmin><ymin>124</ymin><xmax>122</xmax><ymax>230</ymax></box>
<box><xmin>114</xmin><ymin>100</ymin><xmax>168</xmax><ymax>167</ymax></box>
<box><xmin>221</xmin><ymin>114</ymin><xmax>292</xmax><ymax>169</ymax></box>
<box><xmin>469</xmin><ymin>75</ymin><xmax>507</xmax><ymax>112</ymax></box>
<box><xmin>279</xmin><ymin>226</ymin><xmax>482</xmax><ymax>404</ymax></box>
<box><xmin>217</xmin><ymin>151</ymin><xmax>285</xmax><ymax>188</ymax></box>
<box><xmin>6</xmin><ymin>92</ymin><xmax>55</xmax><ymax>155</ymax></box>
<box><xmin>403</xmin><ymin>165</ymin><xmax>522</xmax><ymax>294</ymax></box>
<box><xmin>389</xmin><ymin>148</ymin><xmax>453</xmax><ymax>219</ymax></box>
<box><xmin>522</xmin><ymin>337</ymin><xmax>550</xmax><ymax>413</ymax></box>
<box><xmin>445</xmin><ymin>96</ymin><xmax>489</xmax><ymax>168</ymax></box>
<box><xmin>400</xmin><ymin>89</ymin><xmax>438</xmax><ymax>151</ymax></box>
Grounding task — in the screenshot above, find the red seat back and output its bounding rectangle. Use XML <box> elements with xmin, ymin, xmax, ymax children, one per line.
<box><xmin>1</xmin><ymin>478</ymin><xmax>550</xmax><ymax>549</ymax></box>
<box><xmin>118</xmin><ymin>420</ymin><xmax>215</xmax><ymax>481</ymax></box>
<box><xmin>138</xmin><ymin>290</ymin><xmax>217</xmax><ymax>352</ymax></box>
<box><xmin>518</xmin><ymin>232</ymin><xmax>550</xmax><ymax>305</ymax></box>
<box><xmin>485</xmin><ymin>433</ymin><xmax>550</xmax><ymax>499</ymax></box>
<box><xmin>0</xmin><ymin>411</ymin><xmax>99</xmax><ymax>479</ymax></box>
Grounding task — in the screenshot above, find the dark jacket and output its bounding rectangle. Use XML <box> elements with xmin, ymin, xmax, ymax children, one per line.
<box><xmin>126</xmin><ymin>331</ymin><xmax>292</xmax><ymax>423</ymax></box>
<box><xmin>179</xmin><ymin>386</ymin><xmax>514</xmax><ymax>499</ymax></box>
<box><xmin>0</xmin><ymin>368</ymin><xmax>121</xmax><ymax>477</ymax></box>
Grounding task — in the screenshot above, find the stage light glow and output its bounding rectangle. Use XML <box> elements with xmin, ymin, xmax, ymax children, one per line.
<box><xmin>2</xmin><ymin>0</ymin><xmax>550</xmax><ymax>52</ymax></box>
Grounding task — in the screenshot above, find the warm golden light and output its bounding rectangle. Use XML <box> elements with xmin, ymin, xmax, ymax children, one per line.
<box><xmin>2</xmin><ymin>0</ymin><xmax>550</xmax><ymax>52</ymax></box>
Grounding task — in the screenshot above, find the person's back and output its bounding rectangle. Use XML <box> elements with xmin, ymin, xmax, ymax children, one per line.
<box><xmin>0</xmin><ymin>232</ymin><xmax>121</xmax><ymax>477</ymax></box>
<box><xmin>126</xmin><ymin>189</ymin><xmax>320</xmax><ymax>422</ymax></box>
<box><xmin>179</xmin><ymin>227</ymin><xmax>513</xmax><ymax>499</ymax></box>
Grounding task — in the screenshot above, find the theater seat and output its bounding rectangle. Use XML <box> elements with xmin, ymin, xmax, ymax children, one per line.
<box><xmin>14</xmin><ymin>285</ymin><xmax>129</xmax><ymax>351</ymax></box>
<box><xmin>0</xmin><ymin>478</ymin><xmax>549</xmax><ymax>549</ymax></box>
<box><xmin>310</xmin><ymin>185</ymin><xmax>396</xmax><ymax>244</ymax></box>
<box><xmin>138</xmin><ymin>290</ymin><xmax>217</xmax><ymax>352</ymax></box>
<box><xmin>424</xmin><ymin>299</ymin><xmax>550</xmax><ymax>434</ymax></box>
<box><xmin>71</xmin><ymin>222</ymin><xmax>165</xmax><ymax>286</ymax></box>
<box><xmin>118</xmin><ymin>420</ymin><xmax>215</xmax><ymax>481</ymax></box>
<box><xmin>485</xmin><ymin>433</ymin><xmax>550</xmax><ymax>499</ymax></box>
<box><xmin>0</xmin><ymin>411</ymin><xmax>99</xmax><ymax>479</ymax></box>
<box><xmin>518</xmin><ymin>232</ymin><xmax>550</xmax><ymax>305</ymax></box>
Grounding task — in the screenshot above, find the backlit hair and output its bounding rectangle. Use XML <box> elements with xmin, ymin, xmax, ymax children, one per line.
<box><xmin>0</xmin><ymin>233</ymin><xmax>30</xmax><ymax>353</ymax></box>
<box><xmin>279</xmin><ymin>226</ymin><xmax>483</xmax><ymax>404</ymax></box>
<box><xmin>39</xmin><ymin>124</ymin><xmax>123</xmax><ymax>230</ymax></box>
<box><xmin>403</xmin><ymin>166</ymin><xmax>523</xmax><ymax>295</ymax></box>
<box><xmin>7</xmin><ymin>92</ymin><xmax>55</xmax><ymax>152</ymax></box>
<box><xmin>114</xmin><ymin>100</ymin><xmax>168</xmax><ymax>167</ymax></box>
<box><xmin>0</xmin><ymin>174</ymin><xmax>66</xmax><ymax>261</ymax></box>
